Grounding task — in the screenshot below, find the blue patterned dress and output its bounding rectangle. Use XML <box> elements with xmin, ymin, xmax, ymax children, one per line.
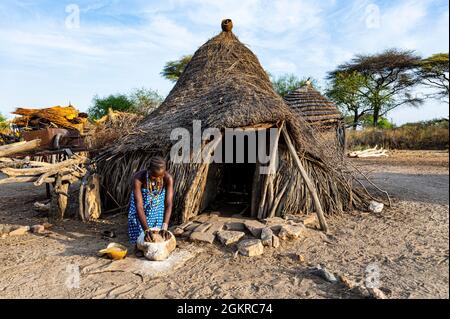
<box><xmin>128</xmin><ymin>172</ymin><xmax>166</xmax><ymax>244</ymax></box>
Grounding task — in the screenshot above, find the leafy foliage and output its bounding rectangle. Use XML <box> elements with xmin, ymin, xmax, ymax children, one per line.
<box><xmin>271</xmin><ymin>74</ymin><xmax>319</xmax><ymax>97</ymax></box>
<box><xmin>417</xmin><ymin>53</ymin><xmax>449</xmax><ymax>103</ymax></box>
<box><xmin>328</xmin><ymin>49</ymin><xmax>423</xmax><ymax>127</ymax></box>
<box><xmin>161</xmin><ymin>55</ymin><xmax>193</xmax><ymax>82</ymax></box>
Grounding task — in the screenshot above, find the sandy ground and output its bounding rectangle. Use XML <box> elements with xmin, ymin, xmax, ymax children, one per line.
<box><xmin>0</xmin><ymin>150</ymin><xmax>448</xmax><ymax>299</ymax></box>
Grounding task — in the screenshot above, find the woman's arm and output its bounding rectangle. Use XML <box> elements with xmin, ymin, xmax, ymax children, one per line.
<box><xmin>162</xmin><ymin>173</ymin><xmax>174</xmax><ymax>230</ymax></box>
<box><xmin>133</xmin><ymin>171</ymin><xmax>150</xmax><ymax>233</ymax></box>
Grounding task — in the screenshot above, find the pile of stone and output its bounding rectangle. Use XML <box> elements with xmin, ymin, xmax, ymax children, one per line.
<box><xmin>170</xmin><ymin>213</ymin><xmax>320</xmax><ymax>257</ymax></box>
<box><xmin>0</xmin><ymin>223</ymin><xmax>52</xmax><ymax>238</ymax></box>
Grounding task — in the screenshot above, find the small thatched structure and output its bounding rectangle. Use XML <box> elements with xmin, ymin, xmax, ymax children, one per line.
<box><xmin>284</xmin><ymin>83</ymin><xmax>346</xmax><ymax>154</ymax></box>
<box><xmin>96</xmin><ymin>20</ymin><xmax>382</xmax><ymax>227</ymax></box>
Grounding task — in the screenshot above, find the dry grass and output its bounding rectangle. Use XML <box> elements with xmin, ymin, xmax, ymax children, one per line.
<box><xmin>347</xmin><ymin>124</ymin><xmax>449</xmax><ymax>150</ymax></box>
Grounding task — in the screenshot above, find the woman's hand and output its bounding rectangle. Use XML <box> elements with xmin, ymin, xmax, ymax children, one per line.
<box><xmin>144</xmin><ymin>230</ymin><xmax>155</xmax><ymax>242</ymax></box>
<box><xmin>159</xmin><ymin>229</ymin><xmax>171</xmax><ymax>240</ymax></box>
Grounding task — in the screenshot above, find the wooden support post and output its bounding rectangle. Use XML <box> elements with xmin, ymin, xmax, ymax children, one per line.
<box><xmin>49</xmin><ymin>174</ymin><xmax>70</xmax><ymax>222</ymax></box>
<box><xmin>282</xmin><ymin>127</ymin><xmax>329</xmax><ymax>233</ymax></box>
<box><xmin>257</xmin><ymin>122</ymin><xmax>283</xmax><ymax>219</ymax></box>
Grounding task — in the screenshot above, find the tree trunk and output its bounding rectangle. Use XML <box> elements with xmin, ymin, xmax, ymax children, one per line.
<box><xmin>353</xmin><ymin>110</ymin><xmax>359</xmax><ymax>130</ymax></box>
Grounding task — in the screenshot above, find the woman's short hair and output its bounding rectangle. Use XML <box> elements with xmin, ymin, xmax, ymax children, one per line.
<box><xmin>149</xmin><ymin>156</ymin><xmax>166</xmax><ymax>174</ymax></box>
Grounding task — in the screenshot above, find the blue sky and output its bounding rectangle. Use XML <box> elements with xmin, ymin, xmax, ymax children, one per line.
<box><xmin>0</xmin><ymin>0</ymin><xmax>448</xmax><ymax>124</ymax></box>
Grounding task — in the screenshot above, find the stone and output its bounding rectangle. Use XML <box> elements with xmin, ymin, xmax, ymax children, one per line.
<box><xmin>30</xmin><ymin>225</ymin><xmax>45</xmax><ymax>234</ymax></box>
<box><xmin>9</xmin><ymin>226</ymin><xmax>30</xmax><ymax>236</ymax></box>
<box><xmin>42</xmin><ymin>222</ymin><xmax>53</xmax><ymax>230</ymax></box>
<box><xmin>312</xmin><ymin>265</ymin><xmax>338</xmax><ymax>283</ymax></box>
<box><xmin>209</xmin><ymin>211</ymin><xmax>221</xmax><ymax>218</ymax></box>
<box><xmin>206</xmin><ymin>222</ymin><xmax>224</xmax><ymax>235</ymax></box>
<box><xmin>272</xmin><ymin>235</ymin><xmax>280</xmax><ymax>248</ymax></box>
<box><xmin>172</xmin><ymin>227</ymin><xmax>185</xmax><ymax>236</ymax></box>
<box><xmin>295</xmin><ymin>253</ymin><xmax>305</xmax><ymax>263</ymax></box>
<box><xmin>0</xmin><ymin>225</ymin><xmax>13</xmax><ymax>235</ymax></box>
<box><xmin>184</xmin><ymin>222</ymin><xmax>201</xmax><ymax>232</ymax></box>
<box><xmin>216</xmin><ymin>230</ymin><xmax>245</xmax><ymax>246</ymax></box>
<box><xmin>244</xmin><ymin>220</ymin><xmax>266</xmax><ymax>237</ymax></box>
<box><xmin>33</xmin><ymin>201</ymin><xmax>50</xmax><ymax>212</ymax></box>
<box><xmin>181</xmin><ymin>230</ymin><xmax>192</xmax><ymax>238</ymax></box>
<box><xmin>302</xmin><ymin>214</ymin><xmax>319</xmax><ymax>229</ymax></box>
<box><xmin>137</xmin><ymin>232</ymin><xmax>177</xmax><ymax>261</ymax></box>
<box><xmin>367</xmin><ymin>287</ymin><xmax>387</xmax><ymax>299</ymax></box>
<box><xmin>369</xmin><ymin>201</ymin><xmax>384</xmax><ymax>213</ymax></box>
<box><xmin>189</xmin><ymin>231</ymin><xmax>215</xmax><ymax>244</ymax></box>
<box><xmin>194</xmin><ymin>214</ymin><xmax>212</xmax><ymax>223</ymax></box>
<box><xmin>179</xmin><ymin>221</ymin><xmax>193</xmax><ymax>230</ymax></box>
<box><xmin>224</xmin><ymin>221</ymin><xmax>246</xmax><ymax>231</ymax></box>
<box><xmin>260</xmin><ymin>227</ymin><xmax>273</xmax><ymax>246</ymax></box>
<box><xmin>193</xmin><ymin>222</ymin><xmax>212</xmax><ymax>233</ymax></box>
<box><xmin>238</xmin><ymin>239</ymin><xmax>264</xmax><ymax>257</ymax></box>
<box><xmin>278</xmin><ymin>224</ymin><xmax>307</xmax><ymax>240</ymax></box>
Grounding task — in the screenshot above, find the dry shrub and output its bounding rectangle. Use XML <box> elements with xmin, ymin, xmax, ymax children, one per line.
<box><xmin>347</xmin><ymin>121</ymin><xmax>449</xmax><ymax>150</ymax></box>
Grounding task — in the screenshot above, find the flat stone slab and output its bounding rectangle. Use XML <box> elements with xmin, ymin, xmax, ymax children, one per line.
<box><xmin>193</xmin><ymin>222</ymin><xmax>212</xmax><ymax>233</ymax></box>
<box><xmin>224</xmin><ymin>221</ymin><xmax>246</xmax><ymax>231</ymax></box>
<box><xmin>238</xmin><ymin>239</ymin><xmax>264</xmax><ymax>257</ymax></box>
<box><xmin>87</xmin><ymin>246</ymin><xmax>202</xmax><ymax>278</ymax></box>
<box><xmin>244</xmin><ymin>220</ymin><xmax>266</xmax><ymax>237</ymax></box>
<box><xmin>216</xmin><ymin>230</ymin><xmax>245</xmax><ymax>246</ymax></box>
<box><xmin>190</xmin><ymin>231</ymin><xmax>215</xmax><ymax>244</ymax></box>
<box><xmin>206</xmin><ymin>222</ymin><xmax>224</xmax><ymax>235</ymax></box>
<box><xmin>278</xmin><ymin>224</ymin><xmax>307</xmax><ymax>240</ymax></box>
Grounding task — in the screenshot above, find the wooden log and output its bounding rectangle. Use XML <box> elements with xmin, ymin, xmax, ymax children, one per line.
<box><xmin>0</xmin><ymin>139</ymin><xmax>41</xmax><ymax>157</ymax></box>
<box><xmin>1</xmin><ymin>156</ymin><xmax>88</xmax><ymax>177</ymax></box>
<box><xmin>83</xmin><ymin>174</ymin><xmax>102</xmax><ymax>221</ymax></box>
<box><xmin>257</xmin><ymin>122</ymin><xmax>283</xmax><ymax>219</ymax></box>
<box><xmin>49</xmin><ymin>175</ymin><xmax>70</xmax><ymax>222</ymax></box>
<box><xmin>282</xmin><ymin>127</ymin><xmax>329</xmax><ymax>233</ymax></box>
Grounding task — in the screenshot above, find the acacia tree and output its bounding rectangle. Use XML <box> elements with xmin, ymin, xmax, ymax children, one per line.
<box><xmin>326</xmin><ymin>71</ymin><xmax>373</xmax><ymax>130</ymax></box>
<box><xmin>329</xmin><ymin>49</ymin><xmax>423</xmax><ymax>127</ymax></box>
<box><xmin>161</xmin><ymin>55</ymin><xmax>193</xmax><ymax>82</ymax></box>
<box><xmin>417</xmin><ymin>53</ymin><xmax>449</xmax><ymax>103</ymax></box>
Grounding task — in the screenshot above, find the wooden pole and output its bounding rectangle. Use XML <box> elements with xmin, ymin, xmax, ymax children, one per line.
<box><xmin>281</xmin><ymin>127</ymin><xmax>329</xmax><ymax>233</ymax></box>
<box><xmin>257</xmin><ymin>122</ymin><xmax>284</xmax><ymax>219</ymax></box>
<box><xmin>0</xmin><ymin>139</ymin><xmax>41</xmax><ymax>157</ymax></box>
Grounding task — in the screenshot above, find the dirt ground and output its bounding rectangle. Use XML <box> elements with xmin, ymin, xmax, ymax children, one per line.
<box><xmin>0</xmin><ymin>150</ymin><xmax>448</xmax><ymax>299</ymax></box>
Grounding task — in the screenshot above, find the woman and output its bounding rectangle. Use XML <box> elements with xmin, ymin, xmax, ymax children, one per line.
<box><xmin>128</xmin><ymin>156</ymin><xmax>174</xmax><ymax>245</ymax></box>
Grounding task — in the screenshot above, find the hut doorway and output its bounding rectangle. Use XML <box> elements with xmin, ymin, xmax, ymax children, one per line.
<box><xmin>201</xmin><ymin>162</ymin><xmax>256</xmax><ymax>217</ymax></box>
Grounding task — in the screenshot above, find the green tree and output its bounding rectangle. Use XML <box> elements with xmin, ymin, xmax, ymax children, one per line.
<box><xmin>417</xmin><ymin>53</ymin><xmax>449</xmax><ymax>103</ymax></box>
<box><xmin>329</xmin><ymin>49</ymin><xmax>423</xmax><ymax>127</ymax></box>
<box><xmin>326</xmin><ymin>71</ymin><xmax>372</xmax><ymax>130</ymax></box>
<box><xmin>161</xmin><ymin>55</ymin><xmax>192</xmax><ymax>82</ymax></box>
<box><xmin>129</xmin><ymin>88</ymin><xmax>164</xmax><ymax>115</ymax></box>
<box><xmin>360</xmin><ymin>115</ymin><xmax>395</xmax><ymax>129</ymax></box>
<box><xmin>0</xmin><ymin>113</ymin><xmax>9</xmax><ymax>132</ymax></box>
<box><xmin>271</xmin><ymin>74</ymin><xmax>319</xmax><ymax>97</ymax></box>
<box><xmin>88</xmin><ymin>94</ymin><xmax>134</xmax><ymax>120</ymax></box>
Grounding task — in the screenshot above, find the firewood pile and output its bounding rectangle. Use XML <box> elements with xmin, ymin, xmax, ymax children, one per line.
<box><xmin>0</xmin><ymin>139</ymin><xmax>101</xmax><ymax>222</ymax></box>
<box><xmin>348</xmin><ymin>146</ymin><xmax>389</xmax><ymax>158</ymax></box>
<box><xmin>12</xmin><ymin>105</ymin><xmax>89</xmax><ymax>132</ymax></box>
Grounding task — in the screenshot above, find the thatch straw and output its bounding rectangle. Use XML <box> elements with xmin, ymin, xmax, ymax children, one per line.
<box><xmin>96</xmin><ymin>21</ymin><xmax>385</xmax><ymax>223</ymax></box>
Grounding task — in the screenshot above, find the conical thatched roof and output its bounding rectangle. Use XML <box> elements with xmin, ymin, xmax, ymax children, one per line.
<box><xmin>112</xmin><ymin>22</ymin><xmax>302</xmax><ymax>155</ymax></box>
<box><xmin>284</xmin><ymin>83</ymin><xmax>342</xmax><ymax>128</ymax></box>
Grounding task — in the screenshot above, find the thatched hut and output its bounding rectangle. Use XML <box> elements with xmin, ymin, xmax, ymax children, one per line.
<box><xmin>284</xmin><ymin>82</ymin><xmax>346</xmax><ymax>154</ymax></box>
<box><xmin>96</xmin><ymin>20</ymin><xmax>379</xmax><ymax>229</ymax></box>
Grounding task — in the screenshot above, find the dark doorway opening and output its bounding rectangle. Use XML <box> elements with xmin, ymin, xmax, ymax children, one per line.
<box><xmin>201</xmin><ymin>162</ymin><xmax>256</xmax><ymax>217</ymax></box>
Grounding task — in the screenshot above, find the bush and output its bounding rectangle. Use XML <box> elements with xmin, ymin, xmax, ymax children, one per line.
<box><xmin>347</xmin><ymin>119</ymin><xmax>449</xmax><ymax>150</ymax></box>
